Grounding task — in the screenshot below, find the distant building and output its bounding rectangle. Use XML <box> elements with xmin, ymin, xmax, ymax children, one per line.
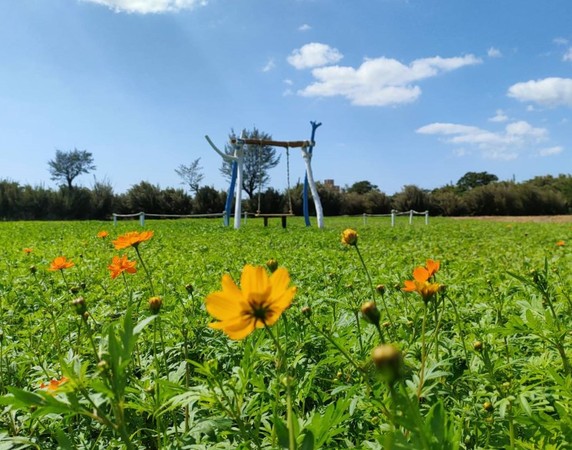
<box><xmin>323</xmin><ymin>179</ymin><xmax>340</xmax><ymax>192</ymax></box>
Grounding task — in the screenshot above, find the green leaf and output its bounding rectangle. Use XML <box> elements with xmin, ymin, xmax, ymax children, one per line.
<box><xmin>275</xmin><ymin>418</ymin><xmax>290</xmax><ymax>449</ymax></box>
<box><xmin>300</xmin><ymin>430</ymin><xmax>314</xmax><ymax>450</ymax></box>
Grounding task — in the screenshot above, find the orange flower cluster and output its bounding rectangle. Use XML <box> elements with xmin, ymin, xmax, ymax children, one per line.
<box><xmin>97</xmin><ymin>230</ymin><xmax>109</xmax><ymax>239</ymax></box>
<box><xmin>556</xmin><ymin>240</ymin><xmax>565</xmax><ymax>247</ymax></box>
<box><xmin>40</xmin><ymin>376</ymin><xmax>68</xmax><ymax>392</ymax></box>
<box><xmin>113</xmin><ymin>231</ymin><xmax>154</xmax><ymax>250</ymax></box>
<box><xmin>108</xmin><ymin>255</ymin><xmax>137</xmax><ymax>279</ymax></box>
<box><xmin>49</xmin><ymin>256</ymin><xmax>74</xmax><ymax>271</ymax></box>
<box><xmin>23</xmin><ymin>248</ymin><xmax>33</xmax><ymax>254</ymax></box>
<box><xmin>403</xmin><ymin>259</ymin><xmax>441</xmax><ymax>302</ymax></box>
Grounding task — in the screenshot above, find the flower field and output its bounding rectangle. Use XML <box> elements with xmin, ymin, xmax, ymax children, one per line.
<box><xmin>0</xmin><ymin>217</ymin><xmax>570</xmax><ymax>449</ymax></box>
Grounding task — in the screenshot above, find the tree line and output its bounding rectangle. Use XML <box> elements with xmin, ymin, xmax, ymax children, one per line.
<box><xmin>1</xmin><ymin>141</ymin><xmax>571</xmax><ymax>220</ymax></box>
<box><xmin>0</xmin><ymin>172</ymin><xmax>571</xmax><ymax>220</ymax></box>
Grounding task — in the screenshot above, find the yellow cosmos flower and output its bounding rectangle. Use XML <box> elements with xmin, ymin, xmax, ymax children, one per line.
<box><xmin>49</xmin><ymin>256</ymin><xmax>75</xmax><ymax>271</ymax></box>
<box><xmin>108</xmin><ymin>255</ymin><xmax>137</xmax><ymax>279</ymax></box>
<box><xmin>113</xmin><ymin>231</ymin><xmax>154</xmax><ymax>250</ymax></box>
<box><xmin>341</xmin><ymin>228</ymin><xmax>358</xmax><ymax>246</ymax></box>
<box><xmin>205</xmin><ymin>264</ymin><xmax>296</xmax><ymax>340</ymax></box>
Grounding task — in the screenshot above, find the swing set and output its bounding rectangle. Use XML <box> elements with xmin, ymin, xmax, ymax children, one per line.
<box><xmin>205</xmin><ymin>121</ymin><xmax>324</xmax><ymax>229</ymax></box>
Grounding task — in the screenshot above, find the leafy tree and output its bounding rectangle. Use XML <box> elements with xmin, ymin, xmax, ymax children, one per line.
<box><xmin>346</xmin><ymin>180</ymin><xmax>379</xmax><ymax>195</ymax></box>
<box><xmin>194</xmin><ymin>186</ymin><xmax>226</xmax><ymax>214</ymax></box>
<box><xmin>392</xmin><ymin>185</ymin><xmax>431</xmax><ymax>212</ymax></box>
<box><xmin>48</xmin><ymin>148</ymin><xmax>96</xmax><ymax>189</ymax></box>
<box><xmin>175</xmin><ymin>158</ymin><xmax>204</xmax><ymax>195</ymax></box>
<box><xmin>456</xmin><ymin>171</ymin><xmax>498</xmax><ymax>192</ymax></box>
<box><xmin>220</xmin><ymin>128</ymin><xmax>281</xmax><ymax>200</ymax></box>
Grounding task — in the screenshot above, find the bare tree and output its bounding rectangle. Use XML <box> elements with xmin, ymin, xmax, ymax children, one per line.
<box><xmin>175</xmin><ymin>158</ymin><xmax>204</xmax><ymax>195</ymax></box>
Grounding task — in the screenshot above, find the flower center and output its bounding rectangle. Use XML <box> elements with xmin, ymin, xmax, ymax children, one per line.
<box><xmin>244</xmin><ymin>292</ymin><xmax>273</xmax><ymax>322</ymax></box>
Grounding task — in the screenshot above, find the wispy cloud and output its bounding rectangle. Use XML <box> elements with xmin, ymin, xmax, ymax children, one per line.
<box><xmin>538</xmin><ymin>146</ymin><xmax>563</xmax><ymax>156</ymax></box>
<box><xmin>553</xmin><ymin>37</ymin><xmax>569</xmax><ymax>46</ymax></box>
<box><xmin>262</xmin><ymin>58</ymin><xmax>276</xmax><ymax>72</ymax></box>
<box><xmin>296</xmin><ymin>53</ymin><xmax>481</xmax><ymax>106</ymax></box>
<box><xmin>417</xmin><ymin>120</ymin><xmax>548</xmax><ymax>160</ymax></box>
<box><xmin>487</xmin><ymin>47</ymin><xmax>502</xmax><ymax>58</ymax></box>
<box><xmin>82</xmin><ymin>0</ymin><xmax>207</xmax><ymax>14</ymax></box>
<box><xmin>488</xmin><ymin>109</ymin><xmax>508</xmax><ymax>122</ymax></box>
<box><xmin>287</xmin><ymin>43</ymin><xmax>343</xmax><ymax>69</ymax></box>
<box><xmin>298</xmin><ymin>24</ymin><xmax>312</xmax><ymax>31</ymax></box>
<box><xmin>563</xmin><ymin>48</ymin><xmax>572</xmax><ymax>61</ymax></box>
<box><xmin>508</xmin><ymin>77</ymin><xmax>572</xmax><ymax>107</ymax></box>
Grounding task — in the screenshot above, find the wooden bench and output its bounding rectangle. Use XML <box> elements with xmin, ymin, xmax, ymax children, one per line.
<box><xmin>255</xmin><ymin>214</ymin><xmax>294</xmax><ymax>228</ymax></box>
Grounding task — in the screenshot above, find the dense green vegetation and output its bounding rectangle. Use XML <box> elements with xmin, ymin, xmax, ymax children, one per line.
<box><xmin>1</xmin><ymin>172</ymin><xmax>572</xmax><ymax>220</ymax></box>
<box><xmin>0</xmin><ymin>217</ymin><xmax>570</xmax><ymax>448</ymax></box>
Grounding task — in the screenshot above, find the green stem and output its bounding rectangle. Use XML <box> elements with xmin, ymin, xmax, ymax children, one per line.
<box><xmin>417</xmin><ymin>304</ymin><xmax>428</xmax><ymax>400</ymax></box>
<box><xmin>135</xmin><ymin>246</ymin><xmax>155</xmax><ymax>296</ymax></box>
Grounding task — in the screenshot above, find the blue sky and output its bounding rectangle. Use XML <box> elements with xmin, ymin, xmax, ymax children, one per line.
<box><xmin>1</xmin><ymin>0</ymin><xmax>571</xmax><ymax>195</ymax></box>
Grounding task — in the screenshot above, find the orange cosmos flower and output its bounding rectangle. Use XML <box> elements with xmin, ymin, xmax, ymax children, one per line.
<box><xmin>113</xmin><ymin>231</ymin><xmax>154</xmax><ymax>250</ymax></box>
<box><xmin>23</xmin><ymin>248</ymin><xmax>33</xmax><ymax>254</ymax></box>
<box><xmin>97</xmin><ymin>230</ymin><xmax>109</xmax><ymax>239</ymax></box>
<box><xmin>205</xmin><ymin>264</ymin><xmax>296</xmax><ymax>340</ymax></box>
<box><xmin>49</xmin><ymin>256</ymin><xmax>75</xmax><ymax>271</ymax></box>
<box><xmin>108</xmin><ymin>255</ymin><xmax>137</xmax><ymax>279</ymax></box>
<box><xmin>341</xmin><ymin>228</ymin><xmax>358</xmax><ymax>246</ymax></box>
<box><xmin>403</xmin><ymin>259</ymin><xmax>441</xmax><ymax>301</ymax></box>
<box><xmin>40</xmin><ymin>376</ymin><xmax>68</xmax><ymax>392</ymax></box>
<box><xmin>556</xmin><ymin>240</ymin><xmax>565</xmax><ymax>247</ymax></box>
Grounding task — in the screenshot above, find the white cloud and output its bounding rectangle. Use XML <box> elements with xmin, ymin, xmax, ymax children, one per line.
<box><xmin>287</xmin><ymin>43</ymin><xmax>343</xmax><ymax>69</ymax></box>
<box><xmin>262</xmin><ymin>59</ymin><xmax>275</xmax><ymax>72</ymax></box>
<box><xmin>416</xmin><ymin>120</ymin><xmax>548</xmax><ymax>160</ymax></box>
<box><xmin>487</xmin><ymin>47</ymin><xmax>502</xmax><ymax>58</ymax></box>
<box><xmin>82</xmin><ymin>0</ymin><xmax>207</xmax><ymax>14</ymax></box>
<box><xmin>298</xmin><ymin>24</ymin><xmax>312</xmax><ymax>31</ymax></box>
<box><xmin>283</xmin><ymin>79</ymin><xmax>293</xmax><ymax>85</ymax></box>
<box><xmin>508</xmin><ymin>77</ymin><xmax>572</xmax><ymax>107</ymax></box>
<box><xmin>563</xmin><ymin>48</ymin><xmax>572</xmax><ymax>61</ymax></box>
<box><xmin>554</xmin><ymin>37</ymin><xmax>569</xmax><ymax>46</ymax></box>
<box><xmin>538</xmin><ymin>146</ymin><xmax>563</xmax><ymax>156</ymax></box>
<box><xmin>489</xmin><ymin>109</ymin><xmax>508</xmax><ymax>122</ymax></box>
<box><xmin>297</xmin><ymin>54</ymin><xmax>481</xmax><ymax>106</ymax></box>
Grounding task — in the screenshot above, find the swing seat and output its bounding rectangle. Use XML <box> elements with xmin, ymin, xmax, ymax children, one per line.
<box><xmin>254</xmin><ymin>213</ymin><xmax>294</xmax><ymax>228</ymax></box>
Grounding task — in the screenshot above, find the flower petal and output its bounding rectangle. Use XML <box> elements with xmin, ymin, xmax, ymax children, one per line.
<box><xmin>241</xmin><ymin>265</ymin><xmax>269</xmax><ymax>298</ymax></box>
<box><xmin>413</xmin><ymin>267</ymin><xmax>430</xmax><ymax>283</ymax></box>
<box><xmin>205</xmin><ymin>292</ymin><xmax>241</xmax><ymax>320</ymax></box>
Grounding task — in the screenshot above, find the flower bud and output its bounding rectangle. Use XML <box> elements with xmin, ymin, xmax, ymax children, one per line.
<box><xmin>266</xmin><ymin>259</ymin><xmax>278</xmax><ymax>273</ymax></box>
<box><xmin>148</xmin><ymin>296</ymin><xmax>163</xmax><ymax>314</ymax></box>
<box><xmin>185</xmin><ymin>284</ymin><xmax>194</xmax><ymax>294</ymax></box>
<box><xmin>473</xmin><ymin>341</ymin><xmax>483</xmax><ymax>352</ymax></box>
<box><xmin>360</xmin><ymin>301</ymin><xmax>380</xmax><ymax>325</ymax></box>
<box><xmin>341</xmin><ymin>228</ymin><xmax>358</xmax><ymax>246</ymax></box>
<box><xmin>71</xmin><ymin>297</ymin><xmax>87</xmax><ymax>316</ymax></box>
<box><xmin>483</xmin><ymin>401</ymin><xmax>493</xmax><ymax>412</ymax></box>
<box><xmin>371</xmin><ymin>344</ymin><xmax>402</xmax><ymax>382</ymax></box>
<box><xmin>375</xmin><ymin>284</ymin><xmax>386</xmax><ymax>295</ymax></box>
<box><xmin>301</xmin><ymin>306</ymin><xmax>312</xmax><ymax>317</ymax></box>
<box><xmin>29</xmin><ymin>265</ymin><xmax>37</xmax><ymax>274</ymax></box>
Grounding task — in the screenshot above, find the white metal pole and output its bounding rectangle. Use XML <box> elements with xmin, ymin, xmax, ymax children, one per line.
<box><xmin>409</xmin><ymin>210</ymin><xmax>413</xmax><ymax>225</ymax></box>
<box><xmin>301</xmin><ymin>147</ymin><xmax>324</xmax><ymax>228</ymax></box>
<box><xmin>391</xmin><ymin>210</ymin><xmax>395</xmax><ymax>227</ymax></box>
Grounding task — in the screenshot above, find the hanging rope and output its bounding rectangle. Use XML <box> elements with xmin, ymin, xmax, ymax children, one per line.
<box><xmin>256</xmin><ymin>144</ymin><xmax>263</xmax><ymax>215</ymax></box>
<box><xmin>286</xmin><ymin>146</ymin><xmax>293</xmax><ymax>214</ymax></box>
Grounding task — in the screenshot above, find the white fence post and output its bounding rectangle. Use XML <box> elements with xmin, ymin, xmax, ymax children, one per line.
<box><xmin>139</xmin><ymin>212</ymin><xmax>145</xmax><ymax>227</ymax></box>
<box><xmin>391</xmin><ymin>210</ymin><xmax>396</xmax><ymax>227</ymax></box>
<box><xmin>363</xmin><ymin>213</ymin><xmax>367</xmax><ymax>225</ymax></box>
<box><xmin>409</xmin><ymin>210</ymin><xmax>413</xmax><ymax>225</ymax></box>
<box><xmin>113</xmin><ymin>213</ymin><xmax>117</xmax><ymax>226</ymax></box>
<box><xmin>425</xmin><ymin>211</ymin><xmax>429</xmax><ymax>225</ymax></box>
